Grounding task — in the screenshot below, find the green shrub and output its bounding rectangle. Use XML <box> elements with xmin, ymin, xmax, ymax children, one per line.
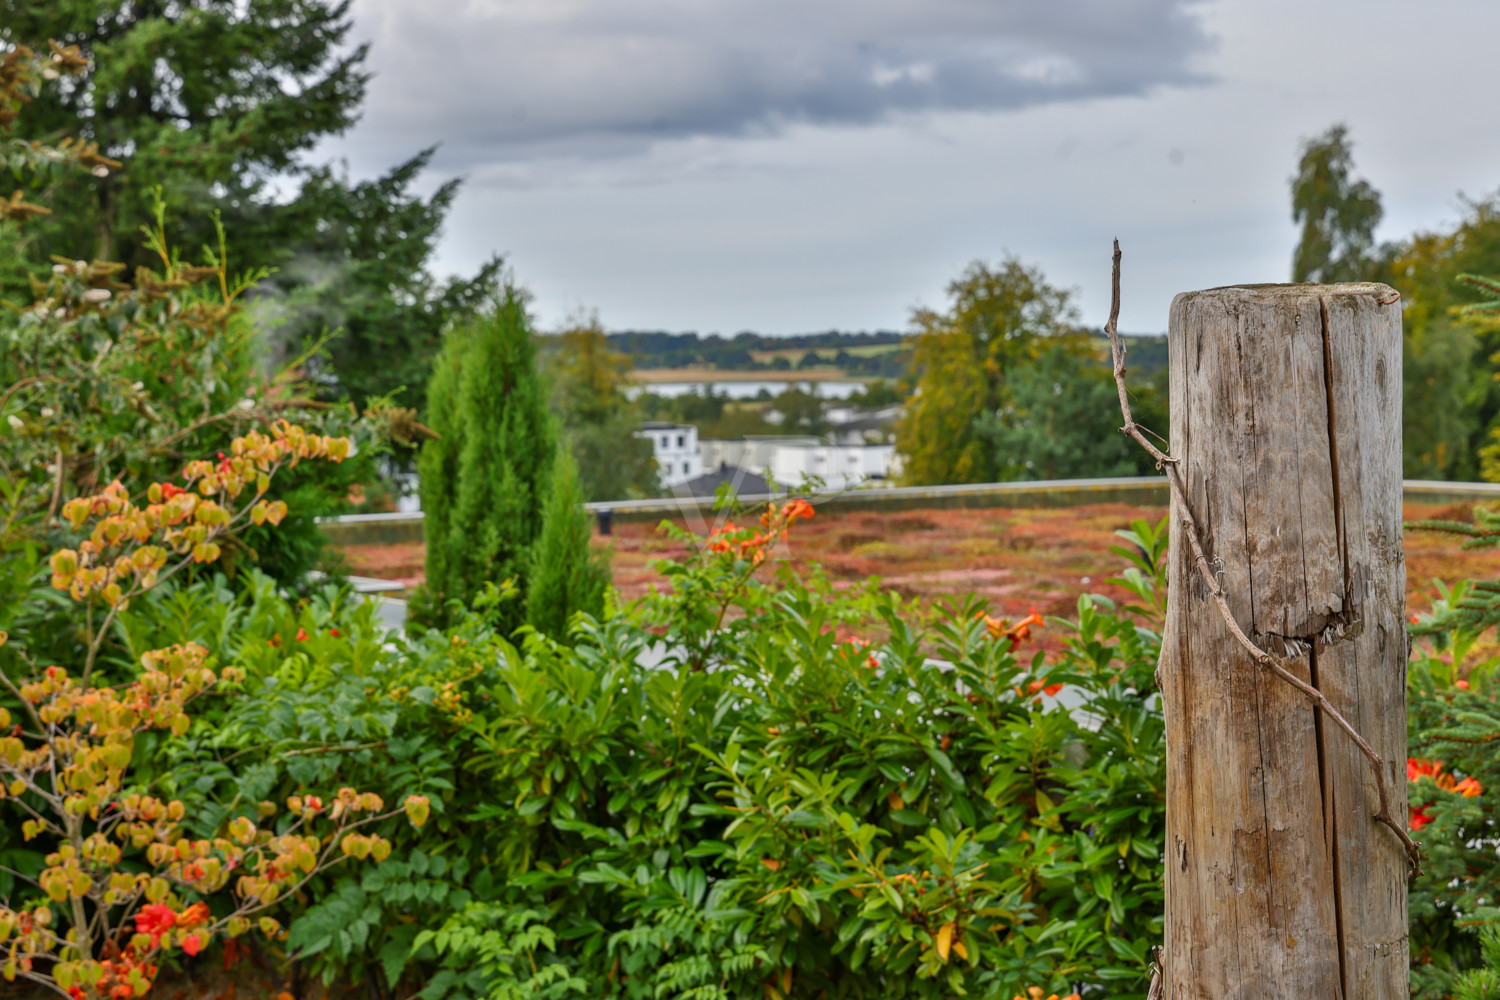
<box><xmin>525</xmin><ymin>448</ymin><xmax>609</xmax><ymax>640</ymax></box>
<box><xmin>417</xmin><ymin>288</ymin><xmax>557</xmax><ymax>629</ymax></box>
<box><xmin>126</xmin><ymin>506</ymin><xmax>1167</xmax><ymax>998</ymax></box>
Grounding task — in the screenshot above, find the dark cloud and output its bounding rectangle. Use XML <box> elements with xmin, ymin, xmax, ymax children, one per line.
<box><xmin>351</xmin><ymin>0</ymin><xmax>1214</xmax><ymax>166</ymax></box>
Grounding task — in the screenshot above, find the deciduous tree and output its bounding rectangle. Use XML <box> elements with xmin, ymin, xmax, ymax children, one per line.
<box><xmin>542</xmin><ymin>318</ymin><xmax>659</xmax><ymax>501</ymax></box>
<box><xmin>896</xmin><ymin>258</ymin><xmax>1079</xmax><ymax>485</ymax></box>
<box><xmin>1290</xmin><ymin>124</ymin><xmax>1384</xmax><ymax>283</ymax></box>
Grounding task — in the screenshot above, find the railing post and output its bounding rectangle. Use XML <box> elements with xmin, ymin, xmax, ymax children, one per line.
<box><xmin>1162</xmin><ymin>283</ymin><xmax>1409</xmax><ymax>997</ymax></box>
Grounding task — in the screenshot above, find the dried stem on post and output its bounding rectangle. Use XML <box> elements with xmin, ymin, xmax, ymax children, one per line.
<box><xmin>1101</xmin><ymin>239</ymin><xmax>1420</xmax><ymax>874</ymax></box>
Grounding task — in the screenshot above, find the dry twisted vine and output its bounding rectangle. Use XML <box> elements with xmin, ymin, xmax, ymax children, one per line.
<box><xmin>1101</xmin><ymin>240</ymin><xmax>1421</xmax><ymax>878</ymax></box>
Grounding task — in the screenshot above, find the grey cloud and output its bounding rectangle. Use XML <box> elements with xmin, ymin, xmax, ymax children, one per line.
<box><xmin>350</xmin><ymin>0</ymin><xmax>1214</xmax><ymax>166</ymax></box>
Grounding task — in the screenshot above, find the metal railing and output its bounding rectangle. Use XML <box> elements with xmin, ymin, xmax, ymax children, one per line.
<box><xmin>317</xmin><ymin>476</ymin><xmax>1500</xmax><ymax>546</ymax></box>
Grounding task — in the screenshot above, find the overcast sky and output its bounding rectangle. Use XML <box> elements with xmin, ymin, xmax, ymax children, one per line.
<box><xmin>320</xmin><ymin>0</ymin><xmax>1500</xmax><ymax>335</ymax></box>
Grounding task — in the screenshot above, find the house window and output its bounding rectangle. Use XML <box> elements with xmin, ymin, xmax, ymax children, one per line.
<box><xmin>676</xmin><ymin>434</ymin><xmax>684</xmax><ymax>448</ymax></box>
<box><xmin>661</xmin><ymin>435</ymin><xmax>669</xmax><ymax>448</ymax></box>
<box><xmin>682</xmin><ymin>462</ymin><xmax>690</xmax><ymax>474</ymax></box>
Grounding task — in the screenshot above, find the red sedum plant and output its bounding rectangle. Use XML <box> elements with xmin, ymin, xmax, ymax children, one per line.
<box><xmin>0</xmin><ymin>423</ymin><xmax>428</xmax><ymax>999</ymax></box>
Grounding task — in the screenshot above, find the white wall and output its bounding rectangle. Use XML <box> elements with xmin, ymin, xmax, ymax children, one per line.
<box><xmin>637</xmin><ymin>425</ymin><xmax>702</xmax><ymax>486</ymax></box>
<box><xmin>769</xmin><ymin>444</ymin><xmax>895</xmax><ymax>491</ymax></box>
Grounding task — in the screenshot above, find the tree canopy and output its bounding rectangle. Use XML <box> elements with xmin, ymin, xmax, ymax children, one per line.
<box><xmin>1290</xmin><ymin>124</ymin><xmax>1384</xmax><ymax>283</ymax></box>
<box><xmin>896</xmin><ymin>258</ymin><xmax>1082</xmax><ymax>485</ymax></box>
<box><xmin>2</xmin><ymin>5</ymin><xmax>495</xmax><ymax>416</ymax></box>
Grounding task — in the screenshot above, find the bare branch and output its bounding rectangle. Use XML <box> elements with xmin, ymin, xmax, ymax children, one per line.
<box><xmin>1103</xmin><ymin>239</ymin><xmax>1420</xmax><ymax>876</ymax></box>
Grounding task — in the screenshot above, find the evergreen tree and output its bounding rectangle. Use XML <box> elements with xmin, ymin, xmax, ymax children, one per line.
<box><xmin>525</xmin><ymin>449</ymin><xmax>609</xmax><ymax>640</ymax></box>
<box><xmin>253</xmin><ymin>149</ymin><xmax>503</xmax><ymax>415</ymax></box>
<box><xmin>417</xmin><ymin>288</ymin><xmax>555</xmax><ymax>630</ymax></box>
<box><xmin>2</xmin><ymin>6</ymin><xmax>494</xmax><ymax>418</ymax></box>
<box><xmin>1290</xmin><ymin>124</ymin><xmax>1384</xmax><ymax>283</ymax></box>
<box><xmin>414</xmin><ymin>321</ymin><xmax>468</xmax><ymax>623</ymax></box>
<box><xmin>2</xmin><ymin>0</ymin><xmax>367</xmax><ymax>271</ymax></box>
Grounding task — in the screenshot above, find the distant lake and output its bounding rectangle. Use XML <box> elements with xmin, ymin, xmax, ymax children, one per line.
<box><xmin>628</xmin><ymin>380</ymin><xmax>865</xmax><ymax>400</ymax></box>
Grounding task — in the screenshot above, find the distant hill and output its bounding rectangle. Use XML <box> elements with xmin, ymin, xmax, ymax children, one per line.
<box><xmin>1105</xmin><ymin>332</ymin><xmax>1168</xmax><ymax>376</ymax></box>
<box><xmin>604</xmin><ymin>328</ymin><xmax>1166</xmax><ymax>381</ymax></box>
<box><xmin>608</xmin><ymin>330</ymin><xmax>907</xmax><ymax>378</ymax></box>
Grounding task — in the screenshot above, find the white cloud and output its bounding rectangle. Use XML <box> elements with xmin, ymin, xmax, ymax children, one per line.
<box><xmin>317</xmin><ymin>0</ymin><xmax>1500</xmax><ymax>337</ymax></box>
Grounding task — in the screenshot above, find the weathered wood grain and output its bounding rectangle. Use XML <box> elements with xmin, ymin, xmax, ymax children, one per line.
<box><xmin>1162</xmin><ymin>284</ymin><xmax>1407</xmax><ymax>999</ymax></box>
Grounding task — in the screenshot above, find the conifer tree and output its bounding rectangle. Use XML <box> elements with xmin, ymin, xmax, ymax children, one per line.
<box><xmin>3</xmin><ymin>6</ymin><xmax>495</xmax><ymax>417</ymax></box>
<box><xmin>416</xmin><ymin>288</ymin><xmax>555</xmax><ymax>629</ymax></box>
<box><xmin>525</xmin><ymin>449</ymin><xmax>609</xmax><ymax>639</ymax></box>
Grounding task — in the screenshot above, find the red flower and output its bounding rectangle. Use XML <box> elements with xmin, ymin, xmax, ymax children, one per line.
<box><xmin>295</xmin><ymin>627</ymin><xmax>309</xmax><ymax>642</ymax></box>
<box><xmin>1409</xmin><ymin>804</ymin><xmax>1434</xmax><ymax>830</ymax></box>
<box><xmin>181</xmin><ymin>933</ymin><xmax>204</xmax><ymax>956</ymax></box>
<box><xmin>329</xmin><ymin>627</ymin><xmax>341</xmax><ymax>638</ymax></box>
<box><xmin>68</xmin><ymin>989</ymin><xmax>84</xmax><ymax>1000</ymax></box>
<box><xmin>783</xmin><ymin>498</ymin><xmax>815</xmax><ymax>521</ymax></box>
<box><xmin>178</xmin><ymin>902</ymin><xmax>210</xmax><ymax>928</ymax></box>
<box><xmin>1456</xmin><ymin>776</ymin><xmax>1485</xmax><ymax>798</ymax></box>
<box><xmin>707</xmin><ymin>521</ymin><xmax>739</xmax><ymax>554</ymax></box>
<box><xmin>1408</xmin><ymin>758</ymin><xmax>1442</xmax><ymax>782</ymax></box>
<box><xmin>1027</xmin><ymin>680</ymin><xmax>1064</xmax><ymax>697</ymax></box>
<box><xmin>136</xmin><ymin>903</ymin><xmax>177</xmax><ymax>945</ymax></box>
<box><xmin>1456</xmin><ymin>679</ymin><xmax>1471</xmax><ymax>691</ymax></box>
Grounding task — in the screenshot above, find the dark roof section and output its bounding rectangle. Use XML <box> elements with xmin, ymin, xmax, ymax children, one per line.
<box><xmin>675</xmin><ymin>463</ymin><xmax>770</xmax><ymax>498</ymax></box>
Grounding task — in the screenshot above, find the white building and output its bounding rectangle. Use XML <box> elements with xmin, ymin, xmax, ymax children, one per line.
<box><xmin>769</xmin><ymin>443</ymin><xmax>897</xmax><ymax>491</ymax></box>
<box><xmin>637</xmin><ymin>422</ymin><xmax>702</xmax><ymax>488</ymax></box>
<box><xmin>698</xmin><ymin>435</ymin><xmax>897</xmax><ymax>492</ymax></box>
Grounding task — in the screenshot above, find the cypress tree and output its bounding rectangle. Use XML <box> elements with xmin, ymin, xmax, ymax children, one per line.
<box><xmin>526</xmin><ymin>449</ymin><xmax>610</xmax><ymax>639</ymax></box>
<box><xmin>413</xmin><ymin>323</ymin><xmax>468</xmax><ymax>623</ymax></box>
<box><xmin>416</xmin><ymin>287</ymin><xmax>555</xmax><ymax>630</ymax></box>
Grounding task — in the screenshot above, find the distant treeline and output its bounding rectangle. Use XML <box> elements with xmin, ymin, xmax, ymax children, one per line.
<box><xmin>608</xmin><ymin>330</ymin><xmax>906</xmax><ymax>376</ymax></box>
<box><xmin>1107</xmin><ymin>333</ymin><xmax>1168</xmax><ymax>375</ymax></box>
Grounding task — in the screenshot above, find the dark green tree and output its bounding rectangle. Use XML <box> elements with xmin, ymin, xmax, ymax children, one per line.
<box><xmin>1290</xmin><ymin>124</ymin><xmax>1384</xmax><ymax>283</ymax></box>
<box><xmin>417</xmin><ymin>288</ymin><xmax>555</xmax><ymax>630</ymax></box>
<box><xmin>1370</xmin><ymin>199</ymin><xmax>1500</xmax><ymax>480</ymax></box>
<box><xmin>3</xmin><ymin>6</ymin><xmax>494</xmax><ymax>418</ymax></box>
<box><xmin>253</xmin><ymin>150</ymin><xmax>503</xmax><ymax>415</ymax></box>
<box><xmin>975</xmin><ymin>342</ymin><xmax>1154</xmax><ymax>481</ymax></box>
<box><xmin>525</xmin><ymin>449</ymin><xmax>609</xmax><ymax>640</ymax></box>
<box><xmin>2</xmin><ymin>0</ymin><xmax>367</xmax><ymax>271</ymax></box>
<box><xmin>771</xmin><ymin>384</ymin><xmax>828</xmax><ymax>435</ymax></box>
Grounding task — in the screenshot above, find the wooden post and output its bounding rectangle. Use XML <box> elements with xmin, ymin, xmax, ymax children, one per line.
<box><xmin>1162</xmin><ymin>284</ymin><xmax>1409</xmax><ymax>998</ymax></box>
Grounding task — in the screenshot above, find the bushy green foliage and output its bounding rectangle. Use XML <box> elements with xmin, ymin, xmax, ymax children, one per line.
<box><xmin>1405</xmin><ymin>505</ymin><xmax>1500</xmax><ymax>997</ymax></box>
<box><xmin>110</xmin><ymin>504</ymin><xmax>1166</xmax><ymax>998</ymax></box>
<box><xmin>975</xmin><ymin>342</ymin><xmax>1154</xmax><ymax>481</ymax></box>
<box><xmin>1405</xmin><ymin>606</ymin><xmax>1500</xmax><ymax>999</ymax></box>
<box><xmin>895</xmin><ymin>258</ymin><xmax>1161</xmax><ymax>486</ymax></box>
<box><xmin>417</xmin><ymin>289</ymin><xmax>557</xmax><ymax>629</ymax></box>
<box><xmin>1454</xmin><ymin>926</ymin><xmax>1500</xmax><ymax>1000</ymax></box>
<box><xmin>525</xmin><ymin>450</ymin><xmax>609</xmax><ymax>640</ymax></box>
